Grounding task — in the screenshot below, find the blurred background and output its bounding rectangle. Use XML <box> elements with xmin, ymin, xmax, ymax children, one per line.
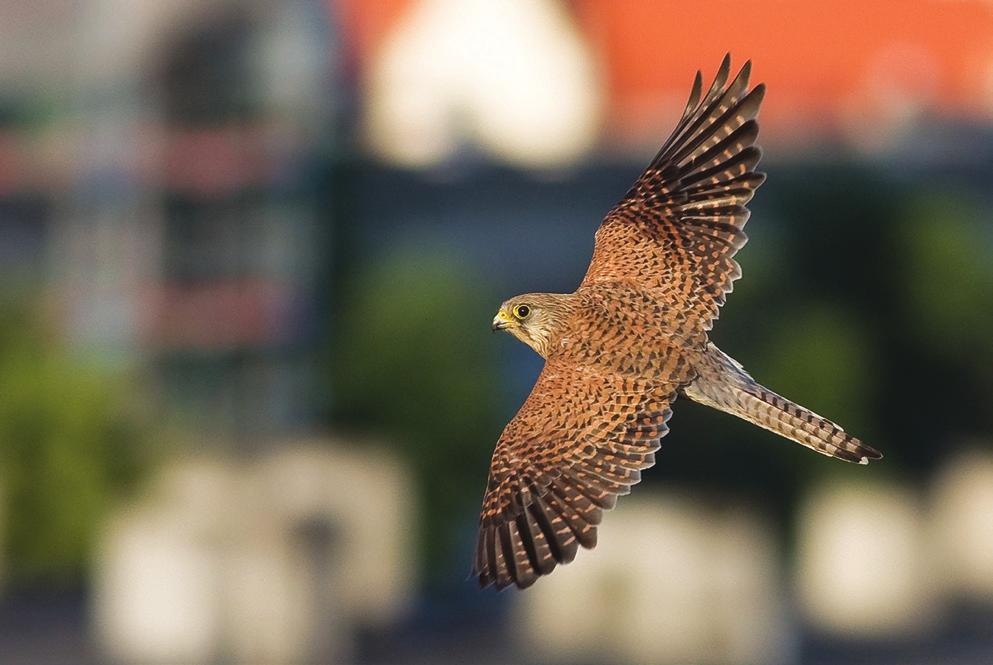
<box><xmin>1</xmin><ymin>1</ymin><xmax>992</xmax><ymax>663</ymax></box>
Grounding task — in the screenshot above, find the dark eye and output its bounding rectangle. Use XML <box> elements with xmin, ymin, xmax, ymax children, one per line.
<box><xmin>515</xmin><ymin>305</ymin><xmax>531</xmax><ymax>319</ymax></box>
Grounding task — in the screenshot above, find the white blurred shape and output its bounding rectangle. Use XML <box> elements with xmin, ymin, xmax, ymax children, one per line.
<box><xmin>93</xmin><ymin>461</ymin><xmax>233</xmax><ymax>665</ymax></box>
<box><xmin>366</xmin><ymin>0</ymin><xmax>601</xmax><ymax>168</ymax></box>
<box><xmin>93</xmin><ymin>441</ymin><xmax>417</xmax><ymax>665</ymax></box>
<box><xmin>221</xmin><ymin>524</ymin><xmax>317</xmax><ymax>664</ymax></box>
<box><xmin>929</xmin><ymin>448</ymin><xmax>993</xmax><ymax>601</ymax></box>
<box><xmin>515</xmin><ymin>495</ymin><xmax>787</xmax><ymax>665</ymax></box>
<box><xmin>796</xmin><ymin>481</ymin><xmax>937</xmax><ymax>637</ymax></box>
<box><xmin>249</xmin><ymin>444</ymin><xmax>417</xmax><ymax>626</ymax></box>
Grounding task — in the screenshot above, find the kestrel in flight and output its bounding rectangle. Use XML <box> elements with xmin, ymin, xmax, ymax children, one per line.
<box><xmin>474</xmin><ymin>55</ymin><xmax>882</xmax><ymax>590</ymax></box>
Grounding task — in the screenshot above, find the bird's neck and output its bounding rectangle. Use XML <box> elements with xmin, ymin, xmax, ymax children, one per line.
<box><xmin>527</xmin><ymin>292</ymin><xmax>577</xmax><ymax>359</ymax></box>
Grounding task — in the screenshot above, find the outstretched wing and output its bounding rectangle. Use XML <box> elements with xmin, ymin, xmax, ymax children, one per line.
<box><xmin>582</xmin><ymin>55</ymin><xmax>766</xmax><ymax>329</ymax></box>
<box><xmin>473</xmin><ymin>360</ymin><xmax>677</xmax><ymax>590</ymax></box>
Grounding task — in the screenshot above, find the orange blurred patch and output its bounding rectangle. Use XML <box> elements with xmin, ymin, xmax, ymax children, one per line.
<box><xmin>333</xmin><ymin>0</ymin><xmax>414</xmax><ymax>60</ymax></box>
<box><xmin>572</xmin><ymin>0</ymin><xmax>993</xmax><ymax>136</ymax></box>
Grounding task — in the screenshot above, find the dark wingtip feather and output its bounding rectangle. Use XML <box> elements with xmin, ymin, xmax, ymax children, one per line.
<box><xmin>714</xmin><ymin>54</ymin><xmax>731</xmax><ymax>90</ymax></box>
<box><xmin>733</xmin><ymin>59</ymin><xmax>752</xmax><ymax>91</ymax></box>
<box><xmin>751</xmin><ymin>82</ymin><xmax>767</xmax><ymax>105</ymax></box>
<box><xmin>689</xmin><ymin>70</ymin><xmax>703</xmax><ymax>108</ymax></box>
<box><xmin>742</xmin><ymin>145</ymin><xmax>763</xmax><ymax>168</ymax></box>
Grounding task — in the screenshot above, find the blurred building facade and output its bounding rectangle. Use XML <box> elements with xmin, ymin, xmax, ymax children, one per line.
<box><xmin>38</xmin><ymin>1</ymin><xmax>338</xmax><ymax>438</ymax></box>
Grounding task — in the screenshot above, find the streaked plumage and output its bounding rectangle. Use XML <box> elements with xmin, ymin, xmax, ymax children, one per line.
<box><xmin>475</xmin><ymin>55</ymin><xmax>882</xmax><ymax>591</ymax></box>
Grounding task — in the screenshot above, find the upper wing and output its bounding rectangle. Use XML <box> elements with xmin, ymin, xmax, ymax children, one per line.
<box><xmin>473</xmin><ymin>360</ymin><xmax>677</xmax><ymax>590</ymax></box>
<box><xmin>582</xmin><ymin>55</ymin><xmax>766</xmax><ymax>329</ymax></box>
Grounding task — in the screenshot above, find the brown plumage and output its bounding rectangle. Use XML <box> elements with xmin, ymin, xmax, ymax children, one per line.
<box><xmin>475</xmin><ymin>55</ymin><xmax>882</xmax><ymax>591</ymax></box>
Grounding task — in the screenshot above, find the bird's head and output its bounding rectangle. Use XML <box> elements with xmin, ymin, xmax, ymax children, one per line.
<box><xmin>491</xmin><ymin>293</ymin><xmax>573</xmax><ymax>358</ymax></box>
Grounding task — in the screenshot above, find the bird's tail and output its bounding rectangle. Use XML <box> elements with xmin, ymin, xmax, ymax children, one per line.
<box><xmin>684</xmin><ymin>344</ymin><xmax>882</xmax><ymax>464</ymax></box>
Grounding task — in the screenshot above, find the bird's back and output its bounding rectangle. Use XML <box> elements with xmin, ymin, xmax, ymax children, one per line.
<box><xmin>554</xmin><ymin>284</ymin><xmax>707</xmax><ymax>384</ymax></box>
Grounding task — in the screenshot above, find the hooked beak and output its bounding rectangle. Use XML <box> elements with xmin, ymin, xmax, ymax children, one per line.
<box><xmin>491</xmin><ymin>309</ymin><xmax>514</xmax><ymax>332</ymax></box>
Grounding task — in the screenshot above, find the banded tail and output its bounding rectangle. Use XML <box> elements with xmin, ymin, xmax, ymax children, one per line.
<box><xmin>684</xmin><ymin>343</ymin><xmax>882</xmax><ymax>464</ymax></box>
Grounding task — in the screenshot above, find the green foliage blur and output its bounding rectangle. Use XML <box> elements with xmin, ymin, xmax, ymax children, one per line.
<box><xmin>0</xmin><ymin>297</ymin><xmax>152</xmax><ymax>586</ymax></box>
<box><xmin>330</xmin><ymin>250</ymin><xmax>502</xmax><ymax>585</ymax></box>
<box><xmin>903</xmin><ymin>194</ymin><xmax>993</xmax><ymax>359</ymax></box>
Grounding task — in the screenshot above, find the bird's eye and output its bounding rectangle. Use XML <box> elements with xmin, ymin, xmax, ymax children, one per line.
<box><xmin>514</xmin><ymin>305</ymin><xmax>531</xmax><ymax>319</ymax></box>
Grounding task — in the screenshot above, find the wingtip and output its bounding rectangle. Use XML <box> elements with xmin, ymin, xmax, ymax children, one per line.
<box><xmin>718</xmin><ymin>52</ymin><xmax>732</xmax><ymax>78</ymax></box>
<box><xmin>740</xmin><ymin>145</ymin><xmax>763</xmax><ymax>168</ymax></box>
<box><xmin>689</xmin><ymin>70</ymin><xmax>703</xmax><ymax>105</ymax></box>
<box><xmin>739</xmin><ymin>59</ymin><xmax>752</xmax><ymax>81</ymax></box>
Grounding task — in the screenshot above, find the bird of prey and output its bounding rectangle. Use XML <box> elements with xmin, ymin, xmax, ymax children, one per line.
<box><xmin>473</xmin><ymin>55</ymin><xmax>882</xmax><ymax>591</ymax></box>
